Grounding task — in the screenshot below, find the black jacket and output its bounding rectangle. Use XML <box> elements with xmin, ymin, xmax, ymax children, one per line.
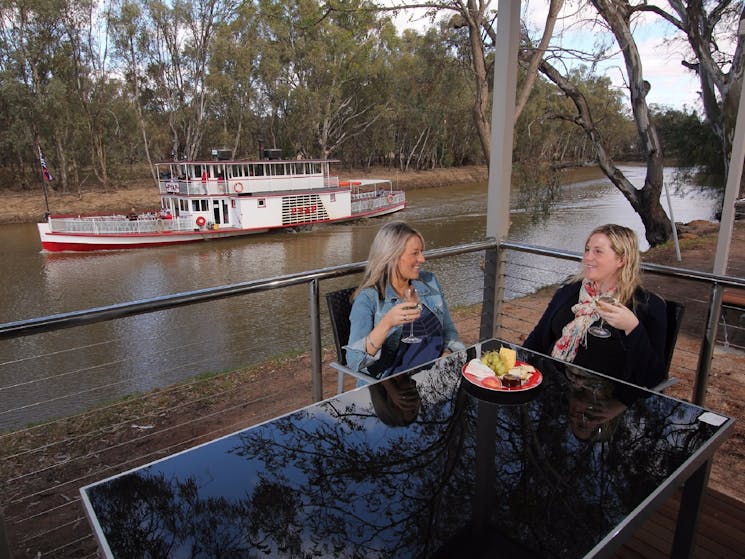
<box><xmin>524</xmin><ymin>281</ymin><xmax>667</xmax><ymax>388</ymax></box>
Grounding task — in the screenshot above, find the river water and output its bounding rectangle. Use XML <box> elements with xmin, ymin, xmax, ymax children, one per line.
<box><xmin>0</xmin><ymin>165</ymin><xmax>719</xmax><ymax>430</ymax></box>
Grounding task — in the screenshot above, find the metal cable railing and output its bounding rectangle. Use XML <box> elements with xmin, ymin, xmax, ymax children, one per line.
<box><xmin>1</xmin><ymin>238</ymin><xmax>744</xmax><ymax>559</ymax></box>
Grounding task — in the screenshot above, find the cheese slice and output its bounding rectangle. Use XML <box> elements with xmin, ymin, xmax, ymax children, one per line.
<box><xmin>499</xmin><ymin>347</ymin><xmax>517</xmax><ymax>370</ymax></box>
<box><xmin>465</xmin><ymin>359</ymin><xmax>497</xmax><ymax>380</ymax></box>
<box><xmin>508</xmin><ymin>364</ymin><xmax>535</xmax><ymax>380</ymax></box>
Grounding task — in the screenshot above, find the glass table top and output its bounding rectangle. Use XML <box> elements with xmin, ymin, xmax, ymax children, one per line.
<box><xmin>81</xmin><ymin>339</ymin><xmax>732</xmax><ymax>558</ymax></box>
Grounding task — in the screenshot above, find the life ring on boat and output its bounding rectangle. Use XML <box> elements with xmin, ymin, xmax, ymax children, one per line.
<box><xmin>387</xmin><ymin>194</ymin><xmax>394</xmax><ymax>203</ymax></box>
<box><xmin>196</xmin><ymin>216</ymin><xmax>207</xmax><ymax>227</ymax></box>
<box><xmin>234</xmin><ymin>182</ymin><xmax>244</xmax><ymax>193</ymax></box>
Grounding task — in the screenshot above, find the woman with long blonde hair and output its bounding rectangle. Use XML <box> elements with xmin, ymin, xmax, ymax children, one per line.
<box><xmin>524</xmin><ymin>224</ymin><xmax>667</xmax><ymax>388</ymax></box>
<box><xmin>345</xmin><ymin>221</ymin><xmax>465</xmax><ymax>381</ymax></box>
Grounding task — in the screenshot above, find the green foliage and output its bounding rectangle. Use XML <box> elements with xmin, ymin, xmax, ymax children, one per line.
<box><xmin>651</xmin><ymin>105</ymin><xmax>722</xmax><ymax>175</ymax></box>
<box><xmin>0</xmin><ymin>0</ymin><xmax>706</xmax><ymax>191</ymax></box>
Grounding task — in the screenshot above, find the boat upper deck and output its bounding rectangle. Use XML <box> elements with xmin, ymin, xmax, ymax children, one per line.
<box><xmin>156</xmin><ymin>159</ymin><xmax>393</xmax><ymax>197</ymax></box>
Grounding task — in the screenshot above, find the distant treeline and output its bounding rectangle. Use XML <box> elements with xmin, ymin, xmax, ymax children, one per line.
<box><xmin>0</xmin><ymin>0</ymin><xmax>712</xmax><ymax>193</ymax></box>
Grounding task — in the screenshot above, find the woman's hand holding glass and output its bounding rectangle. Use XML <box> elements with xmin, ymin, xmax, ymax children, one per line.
<box><xmin>384</xmin><ymin>294</ymin><xmax>422</xmax><ymax>330</ymax></box>
<box><xmin>401</xmin><ymin>287</ymin><xmax>423</xmax><ymax>343</ymax></box>
<box><xmin>588</xmin><ymin>295</ymin><xmax>618</xmax><ymax>338</ymax></box>
<box><xmin>595</xmin><ymin>298</ymin><xmax>640</xmax><ymax>335</ymax></box>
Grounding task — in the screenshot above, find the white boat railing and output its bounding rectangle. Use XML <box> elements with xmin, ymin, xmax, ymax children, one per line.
<box><xmin>351</xmin><ymin>192</ymin><xmax>405</xmax><ymax>213</ymax></box>
<box><xmin>158</xmin><ymin>172</ymin><xmax>397</xmax><ymax>197</ymax></box>
<box><xmin>48</xmin><ymin>216</ymin><xmax>195</xmax><ymax>234</ymax></box>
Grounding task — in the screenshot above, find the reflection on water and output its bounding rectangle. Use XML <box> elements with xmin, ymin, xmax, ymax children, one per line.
<box><xmin>0</xmin><ymin>166</ymin><xmax>721</xmax><ymax>429</ymax></box>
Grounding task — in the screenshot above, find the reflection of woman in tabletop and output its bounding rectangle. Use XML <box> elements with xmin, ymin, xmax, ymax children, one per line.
<box><xmin>345</xmin><ymin>221</ymin><xmax>465</xmax><ymax>381</ymax></box>
<box><xmin>524</xmin><ymin>224</ymin><xmax>667</xmax><ymax>388</ymax></box>
<box><xmin>565</xmin><ymin>368</ymin><xmax>627</xmax><ymax>442</ymax></box>
<box><xmin>369</xmin><ymin>375</ymin><xmax>421</xmax><ymax>426</ymax></box>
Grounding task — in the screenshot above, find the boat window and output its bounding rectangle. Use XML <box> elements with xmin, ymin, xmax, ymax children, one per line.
<box><xmin>192</xmin><ymin>199</ymin><xmax>208</xmax><ymax>211</ymax></box>
<box><xmin>257</xmin><ymin>199</ymin><xmax>266</xmax><ymax>208</ymax></box>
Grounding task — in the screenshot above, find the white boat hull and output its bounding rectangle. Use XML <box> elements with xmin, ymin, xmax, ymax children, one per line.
<box><xmin>37</xmin><ymin>199</ymin><xmax>406</xmax><ymax>252</ymax></box>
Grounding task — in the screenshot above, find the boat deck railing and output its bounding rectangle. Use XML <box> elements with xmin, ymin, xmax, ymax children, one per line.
<box><xmin>155</xmin><ymin>175</ymin><xmax>398</xmax><ymax>197</ymax></box>
<box><xmin>48</xmin><ymin>215</ymin><xmax>196</xmax><ymax>234</ymax></box>
<box><xmin>352</xmin><ymin>191</ymin><xmax>405</xmax><ymax>213</ymax></box>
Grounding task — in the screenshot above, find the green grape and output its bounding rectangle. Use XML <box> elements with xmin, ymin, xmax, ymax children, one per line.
<box><xmin>480</xmin><ymin>351</ymin><xmax>507</xmax><ymax>376</ymax></box>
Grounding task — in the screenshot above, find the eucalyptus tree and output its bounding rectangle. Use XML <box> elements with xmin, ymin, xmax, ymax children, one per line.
<box><xmin>384</xmin><ymin>26</ymin><xmax>477</xmax><ymax>170</ymax></box>
<box><xmin>255</xmin><ymin>0</ymin><xmax>395</xmax><ymax>159</ymax></box>
<box><xmin>391</xmin><ymin>0</ymin><xmax>673</xmax><ymax>244</ymax></box>
<box><xmin>634</xmin><ymin>1</ymin><xmax>745</xmax><ymax>194</ymax></box>
<box><xmin>58</xmin><ymin>0</ymin><xmax>117</xmax><ymax>189</ymax></box>
<box><xmin>142</xmin><ymin>0</ymin><xmax>238</xmax><ymax>161</ymax></box>
<box><xmin>0</xmin><ymin>0</ymin><xmax>72</xmax><ymax>188</ymax></box>
<box><xmin>506</xmin><ymin>2</ymin><xmax>673</xmax><ymax>246</ymax></box>
<box><xmin>111</xmin><ymin>0</ymin><xmax>160</xmax><ymax>184</ymax></box>
<box><xmin>206</xmin><ymin>2</ymin><xmax>262</xmax><ymax>158</ymax></box>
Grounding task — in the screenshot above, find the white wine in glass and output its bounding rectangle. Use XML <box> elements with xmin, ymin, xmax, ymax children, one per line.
<box><xmin>401</xmin><ymin>287</ymin><xmax>422</xmax><ymax>343</ymax></box>
<box><xmin>588</xmin><ymin>295</ymin><xmax>618</xmax><ymax>338</ymax></box>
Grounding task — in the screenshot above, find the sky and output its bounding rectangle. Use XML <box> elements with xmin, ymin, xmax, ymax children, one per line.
<box><xmin>388</xmin><ymin>1</ymin><xmax>703</xmax><ymax>112</ymax></box>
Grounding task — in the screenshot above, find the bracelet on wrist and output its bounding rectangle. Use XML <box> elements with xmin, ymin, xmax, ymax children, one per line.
<box><xmin>366</xmin><ymin>335</ymin><xmax>381</xmax><ymax>352</ymax></box>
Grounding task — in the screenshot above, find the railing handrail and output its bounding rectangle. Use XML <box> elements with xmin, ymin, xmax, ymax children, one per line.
<box><xmin>0</xmin><ymin>236</ymin><xmax>741</xmax><ymax>407</ymax></box>
<box><xmin>0</xmin><ymin>239</ymin><xmax>498</xmax><ymax>340</ymax></box>
<box><xmin>501</xmin><ymin>240</ymin><xmax>745</xmax><ymax>288</ymax></box>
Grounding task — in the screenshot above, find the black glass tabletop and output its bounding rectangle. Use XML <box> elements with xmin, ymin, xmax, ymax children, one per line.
<box><xmin>81</xmin><ymin>339</ymin><xmax>732</xmax><ymax>558</ymax></box>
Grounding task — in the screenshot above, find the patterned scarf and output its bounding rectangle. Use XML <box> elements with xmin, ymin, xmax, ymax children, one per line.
<box><xmin>551</xmin><ymin>280</ymin><xmax>614</xmax><ymax>362</ymax></box>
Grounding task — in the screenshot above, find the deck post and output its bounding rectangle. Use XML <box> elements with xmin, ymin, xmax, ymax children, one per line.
<box><xmin>309</xmin><ymin>279</ymin><xmax>323</xmax><ymax>402</ymax></box>
<box><xmin>484</xmin><ymin>0</ymin><xmax>520</xmax><ymax>335</ymax></box>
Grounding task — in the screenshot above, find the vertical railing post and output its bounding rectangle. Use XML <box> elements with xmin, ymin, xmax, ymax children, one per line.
<box><xmin>309</xmin><ymin>279</ymin><xmax>323</xmax><ymax>402</ymax></box>
<box><xmin>480</xmin><ymin>242</ymin><xmax>506</xmax><ymax>340</ymax></box>
<box><xmin>693</xmin><ymin>283</ymin><xmax>724</xmax><ymax>406</ymax></box>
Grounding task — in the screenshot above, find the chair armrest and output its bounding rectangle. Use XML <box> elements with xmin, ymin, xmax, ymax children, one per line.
<box><xmin>330</xmin><ymin>361</ymin><xmax>376</xmax><ymax>393</ymax></box>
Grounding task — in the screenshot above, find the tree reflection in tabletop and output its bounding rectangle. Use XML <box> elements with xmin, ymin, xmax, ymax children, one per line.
<box><xmin>457</xmin><ymin>351</ymin><xmax>725</xmax><ymax>558</ymax></box>
<box><xmin>85</xmin><ymin>349</ymin><xmax>726</xmax><ymax>559</ymax></box>
<box><xmin>86</xmin><ymin>352</ymin><xmax>476</xmax><ymax>558</ymax></box>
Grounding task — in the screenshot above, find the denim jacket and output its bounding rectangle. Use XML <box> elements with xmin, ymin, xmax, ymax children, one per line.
<box><xmin>344</xmin><ymin>270</ymin><xmax>465</xmax><ymax>377</ymax></box>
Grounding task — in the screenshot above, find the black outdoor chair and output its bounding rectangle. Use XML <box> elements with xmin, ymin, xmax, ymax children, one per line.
<box><xmin>654</xmin><ymin>298</ymin><xmax>685</xmax><ymax>392</ymax></box>
<box><xmin>326</xmin><ymin>287</ymin><xmax>376</xmax><ymax>393</ymax></box>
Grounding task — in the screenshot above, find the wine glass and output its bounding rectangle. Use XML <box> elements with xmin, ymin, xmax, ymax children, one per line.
<box><xmin>588</xmin><ymin>295</ymin><xmax>618</xmax><ymax>338</ymax></box>
<box><xmin>401</xmin><ymin>287</ymin><xmax>422</xmax><ymax>343</ymax></box>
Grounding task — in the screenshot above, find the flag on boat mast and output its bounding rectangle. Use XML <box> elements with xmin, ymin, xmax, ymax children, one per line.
<box><xmin>38</xmin><ymin>144</ymin><xmax>54</xmax><ymax>182</ymax></box>
<box><xmin>34</xmin><ymin>140</ymin><xmax>52</xmax><ymax>216</ymax></box>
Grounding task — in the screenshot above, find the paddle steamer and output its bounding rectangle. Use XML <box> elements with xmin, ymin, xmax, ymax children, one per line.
<box><xmin>37</xmin><ymin>155</ymin><xmax>405</xmax><ymax>252</ymax></box>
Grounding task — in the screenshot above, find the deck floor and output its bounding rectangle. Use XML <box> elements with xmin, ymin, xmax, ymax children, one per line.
<box><xmin>614</xmin><ymin>488</ymin><xmax>745</xmax><ymax>558</ymax></box>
